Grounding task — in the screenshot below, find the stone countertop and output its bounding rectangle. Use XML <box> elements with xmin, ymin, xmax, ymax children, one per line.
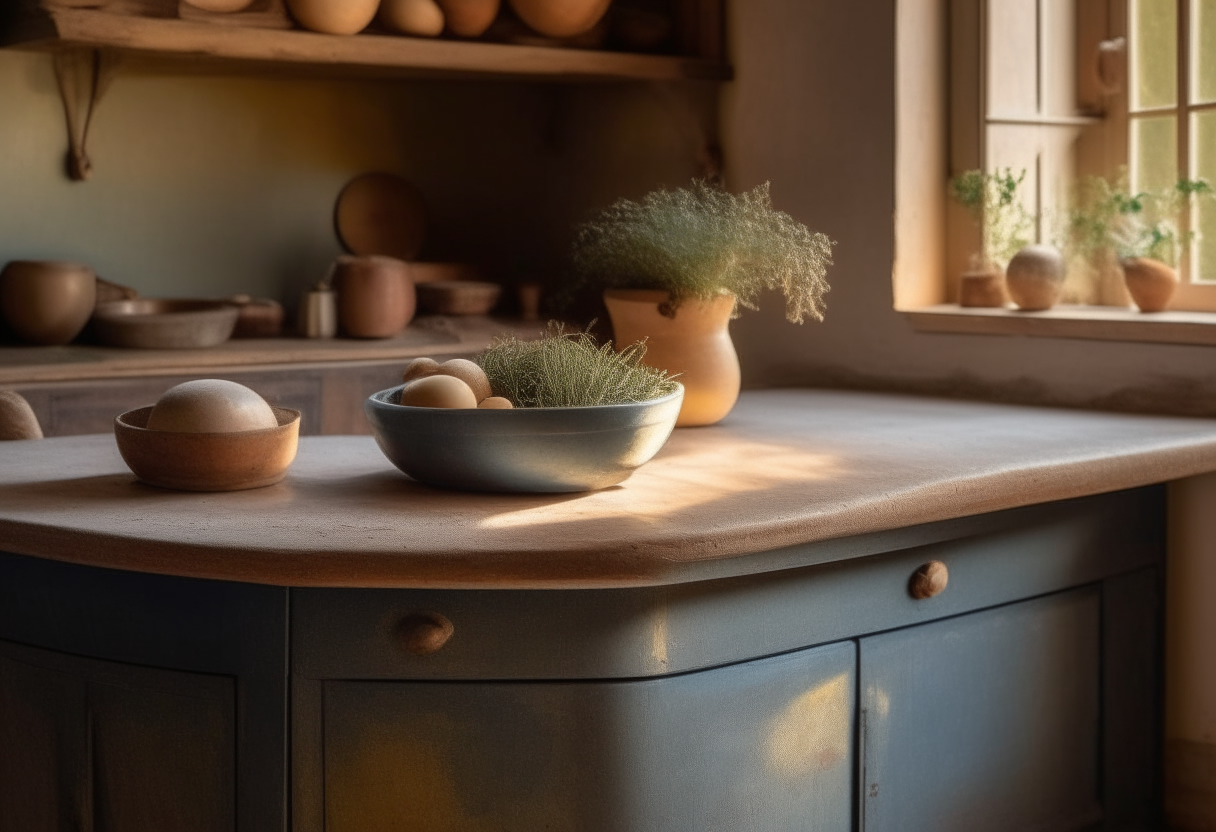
<box><xmin>2</xmin><ymin>389</ymin><xmax>1216</xmax><ymax>589</ymax></box>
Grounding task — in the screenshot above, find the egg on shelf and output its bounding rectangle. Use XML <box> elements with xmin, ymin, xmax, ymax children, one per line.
<box><xmin>380</xmin><ymin>0</ymin><xmax>446</xmax><ymax>36</ymax></box>
<box><xmin>399</xmin><ymin>375</ymin><xmax>479</xmax><ymax>409</ymax></box>
<box><xmin>146</xmin><ymin>379</ymin><xmax>279</xmax><ymax>434</ymax></box>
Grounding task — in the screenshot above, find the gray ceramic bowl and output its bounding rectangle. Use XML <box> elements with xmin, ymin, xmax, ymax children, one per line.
<box><xmin>365</xmin><ymin>384</ymin><xmax>684</xmax><ymax>493</ymax></box>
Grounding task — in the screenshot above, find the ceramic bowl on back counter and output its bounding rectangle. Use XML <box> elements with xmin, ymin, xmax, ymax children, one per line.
<box><xmin>364</xmin><ymin>383</ymin><xmax>684</xmax><ymax>493</ymax></box>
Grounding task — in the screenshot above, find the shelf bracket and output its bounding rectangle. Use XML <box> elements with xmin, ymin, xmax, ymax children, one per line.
<box><xmin>52</xmin><ymin>48</ymin><xmax>119</xmax><ymax>182</ymax></box>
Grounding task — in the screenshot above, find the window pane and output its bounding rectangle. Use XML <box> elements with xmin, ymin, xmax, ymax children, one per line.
<box><xmin>1132</xmin><ymin>115</ymin><xmax>1178</xmax><ymax>193</ymax></box>
<box><xmin>1193</xmin><ymin>110</ymin><xmax>1216</xmax><ymax>282</ymax></box>
<box><xmin>1195</xmin><ymin>0</ymin><xmax>1216</xmax><ymax>104</ymax></box>
<box><xmin>1132</xmin><ymin>0</ymin><xmax>1177</xmax><ymax>110</ymax></box>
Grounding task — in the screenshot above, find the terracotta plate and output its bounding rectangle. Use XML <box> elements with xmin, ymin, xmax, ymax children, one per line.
<box><xmin>335</xmin><ymin>173</ymin><xmax>427</xmax><ymax>261</ymax></box>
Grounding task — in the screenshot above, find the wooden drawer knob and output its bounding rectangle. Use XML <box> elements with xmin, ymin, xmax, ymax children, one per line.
<box><xmin>397</xmin><ymin>612</ymin><xmax>454</xmax><ymax>655</ymax></box>
<box><xmin>909</xmin><ymin>561</ymin><xmax>948</xmax><ymax>599</ymax></box>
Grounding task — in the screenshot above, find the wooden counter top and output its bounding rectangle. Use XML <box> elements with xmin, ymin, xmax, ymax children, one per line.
<box><xmin>3</xmin><ymin>389</ymin><xmax>1216</xmax><ymax>589</ymax></box>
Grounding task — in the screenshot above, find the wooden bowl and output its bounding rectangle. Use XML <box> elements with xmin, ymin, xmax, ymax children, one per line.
<box><xmin>115</xmin><ymin>406</ymin><xmax>301</xmax><ymax>492</ymax></box>
<box><xmin>416</xmin><ymin>280</ymin><xmax>501</xmax><ymax>315</ymax></box>
<box><xmin>93</xmin><ymin>300</ymin><xmax>240</xmax><ymax>349</ymax></box>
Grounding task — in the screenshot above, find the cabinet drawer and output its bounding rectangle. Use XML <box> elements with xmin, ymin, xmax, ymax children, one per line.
<box><xmin>293</xmin><ymin>489</ymin><xmax>1163</xmax><ymax>681</ymax></box>
<box><xmin>320</xmin><ymin>640</ymin><xmax>855</xmax><ymax>832</ymax></box>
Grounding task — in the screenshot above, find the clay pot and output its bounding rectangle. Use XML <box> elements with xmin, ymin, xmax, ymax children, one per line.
<box><xmin>437</xmin><ymin>0</ymin><xmax>500</xmax><ymax>36</ymax></box>
<box><xmin>1122</xmin><ymin>257</ymin><xmax>1178</xmax><ymax>313</ymax></box>
<box><xmin>0</xmin><ymin>260</ymin><xmax>97</xmax><ymax>346</ymax></box>
<box><xmin>508</xmin><ymin>0</ymin><xmax>612</xmax><ymax>37</ymax></box>
<box><xmin>284</xmin><ymin>0</ymin><xmax>379</xmax><ymax>34</ymax></box>
<box><xmin>380</xmin><ymin>0</ymin><xmax>446</xmax><ymax>36</ymax></box>
<box><xmin>0</xmin><ymin>391</ymin><xmax>43</xmax><ymax>441</ymax></box>
<box><xmin>604</xmin><ymin>288</ymin><xmax>739</xmax><ymax>427</ymax></box>
<box><xmin>332</xmin><ymin>255</ymin><xmax>416</xmax><ymax>338</ymax></box>
<box><xmin>958</xmin><ymin>269</ymin><xmax>1007</xmax><ymax>308</ymax></box>
<box><xmin>1005</xmin><ymin>245</ymin><xmax>1065</xmax><ymax>311</ymax></box>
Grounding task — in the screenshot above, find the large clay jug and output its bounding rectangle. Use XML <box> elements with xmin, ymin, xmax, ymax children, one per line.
<box><xmin>331</xmin><ymin>255</ymin><xmax>415</xmax><ymax>339</ymax></box>
<box><xmin>0</xmin><ymin>260</ymin><xmax>96</xmax><ymax>346</ymax></box>
<box><xmin>604</xmin><ymin>288</ymin><xmax>739</xmax><ymax>427</ymax></box>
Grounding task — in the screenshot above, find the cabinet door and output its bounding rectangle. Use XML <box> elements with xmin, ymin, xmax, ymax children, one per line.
<box><xmin>321</xmin><ymin>641</ymin><xmax>855</xmax><ymax>832</ymax></box>
<box><xmin>859</xmin><ymin>588</ymin><xmax>1102</xmax><ymax>832</ymax></box>
<box><xmin>0</xmin><ymin>640</ymin><xmax>236</xmax><ymax>832</ymax></box>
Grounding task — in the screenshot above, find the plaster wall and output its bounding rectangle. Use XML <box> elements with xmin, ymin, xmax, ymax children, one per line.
<box><xmin>0</xmin><ymin>50</ymin><xmax>699</xmax><ymax>310</ymax></box>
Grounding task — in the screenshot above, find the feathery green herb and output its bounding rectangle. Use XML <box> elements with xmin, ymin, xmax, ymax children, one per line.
<box><xmin>477</xmin><ymin>324</ymin><xmax>680</xmax><ymax>408</ymax></box>
<box><xmin>1067</xmin><ymin>173</ymin><xmax>1213</xmax><ymax>265</ymax></box>
<box><xmin>570</xmin><ymin>181</ymin><xmax>834</xmax><ymax>322</ymax></box>
<box><xmin>949</xmin><ymin>168</ymin><xmax>1034</xmax><ymax>269</ymax></box>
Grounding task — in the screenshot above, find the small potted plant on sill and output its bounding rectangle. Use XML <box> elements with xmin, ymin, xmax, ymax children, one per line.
<box><xmin>948</xmin><ymin>168</ymin><xmax>1036</xmax><ymax>308</ymax></box>
<box><xmin>568</xmin><ymin>180</ymin><xmax>835</xmax><ymax>427</ymax></box>
<box><xmin>1068</xmin><ymin>174</ymin><xmax>1213</xmax><ymax>312</ymax></box>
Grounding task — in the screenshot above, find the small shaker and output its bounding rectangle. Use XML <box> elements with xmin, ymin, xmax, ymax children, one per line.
<box><xmin>298</xmin><ymin>282</ymin><xmax>337</xmax><ymax>338</ymax></box>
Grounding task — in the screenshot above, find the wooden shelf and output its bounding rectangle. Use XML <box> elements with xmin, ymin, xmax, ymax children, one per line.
<box><xmin>5</xmin><ymin>6</ymin><xmax>733</xmax><ymax>82</ymax></box>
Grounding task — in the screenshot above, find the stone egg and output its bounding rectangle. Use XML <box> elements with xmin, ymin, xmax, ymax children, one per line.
<box><xmin>434</xmin><ymin>358</ymin><xmax>492</xmax><ymax>402</ymax></box>
<box><xmin>146</xmin><ymin>380</ymin><xmax>278</xmax><ymax>434</ymax></box>
<box><xmin>402</xmin><ymin>356</ymin><xmax>441</xmax><ymax>383</ymax></box>
<box><xmin>478</xmin><ymin>396</ymin><xmax>514</xmax><ymax>409</ymax></box>
<box><xmin>399</xmin><ymin>375</ymin><xmax>478</xmax><ymax>409</ymax></box>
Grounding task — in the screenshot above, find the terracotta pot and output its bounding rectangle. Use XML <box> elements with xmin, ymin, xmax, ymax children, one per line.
<box><xmin>1122</xmin><ymin>257</ymin><xmax>1178</xmax><ymax>313</ymax></box>
<box><xmin>1005</xmin><ymin>245</ymin><xmax>1065</xmax><ymax>311</ymax></box>
<box><xmin>604</xmin><ymin>288</ymin><xmax>739</xmax><ymax>427</ymax></box>
<box><xmin>332</xmin><ymin>255</ymin><xmax>416</xmax><ymax>338</ymax></box>
<box><xmin>284</xmin><ymin>0</ymin><xmax>379</xmax><ymax>34</ymax></box>
<box><xmin>437</xmin><ymin>0</ymin><xmax>500</xmax><ymax>36</ymax></box>
<box><xmin>508</xmin><ymin>0</ymin><xmax>611</xmax><ymax>37</ymax></box>
<box><xmin>0</xmin><ymin>260</ymin><xmax>96</xmax><ymax>346</ymax></box>
<box><xmin>958</xmin><ymin>269</ymin><xmax>1007</xmax><ymax>308</ymax></box>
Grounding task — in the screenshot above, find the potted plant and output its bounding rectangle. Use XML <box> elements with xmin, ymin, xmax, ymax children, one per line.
<box><xmin>948</xmin><ymin>168</ymin><xmax>1035</xmax><ymax>307</ymax></box>
<box><xmin>568</xmin><ymin>180</ymin><xmax>834</xmax><ymax>427</ymax></box>
<box><xmin>1068</xmin><ymin>175</ymin><xmax>1213</xmax><ymax>312</ymax></box>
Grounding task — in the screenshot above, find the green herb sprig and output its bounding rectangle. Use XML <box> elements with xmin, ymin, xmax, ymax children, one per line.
<box><xmin>477</xmin><ymin>324</ymin><xmax>680</xmax><ymax>408</ymax></box>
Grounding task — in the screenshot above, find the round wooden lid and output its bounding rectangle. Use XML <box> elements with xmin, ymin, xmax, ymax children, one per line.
<box><xmin>334</xmin><ymin>173</ymin><xmax>427</xmax><ymax>261</ymax></box>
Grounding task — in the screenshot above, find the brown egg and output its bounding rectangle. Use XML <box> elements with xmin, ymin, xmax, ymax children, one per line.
<box><xmin>380</xmin><ymin>0</ymin><xmax>446</xmax><ymax>36</ymax></box>
<box><xmin>437</xmin><ymin>0</ymin><xmax>500</xmax><ymax>37</ymax></box>
<box><xmin>285</xmin><ymin>0</ymin><xmax>379</xmax><ymax>34</ymax></box>
<box><xmin>508</xmin><ymin>0</ymin><xmax>611</xmax><ymax>37</ymax></box>
<box><xmin>402</xmin><ymin>356</ymin><xmax>441</xmax><ymax>383</ymax></box>
<box><xmin>478</xmin><ymin>396</ymin><xmax>514</xmax><ymax>409</ymax></box>
<box><xmin>146</xmin><ymin>380</ymin><xmax>278</xmax><ymax>434</ymax></box>
<box><xmin>434</xmin><ymin>358</ymin><xmax>492</xmax><ymax>402</ymax></box>
<box><xmin>399</xmin><ymin>375</ymin><xmax>478</xmax><ymax>409</ymax></box>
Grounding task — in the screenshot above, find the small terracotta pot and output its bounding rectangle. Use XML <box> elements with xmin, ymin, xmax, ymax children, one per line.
<box><xmin>0</xmin><ymin>260</ymin><xmax>97</xmax><ymax>346</ymax></box>
<box><xmin>1122</xmin><ymin>257</ymin><xmax>1178</xmax><ymax>313</ymax></box>
<box><xmin>958</xmin><ymin>269</ymin><xmax>1007</xmax><ymax>308</ymax></box>
<box><xmin>604</xmin><ymin>288</ymin><xmax>739</xmax><ymax>428</ymax></box>
<box><xmin>1005</xmin><ymin>245</ymin><xmax>1065</xmax><ymax>311</ymax></box>
<box><xmin>332</xmin><ymin>255</ymin><xmax>416</xmax><ymax>339</ymax></box>
<box><xmin>508</xmin><ymin>0</ymin><xmax>611</xmax><ymax>37</ymax></box>
<box><xmin>437</xmin><ymin>0</ymin><xmax>500</xmax><ymax>36</ymax></box>
<box><xmin>284</xmin><ymin>0</ymin><xmax>379</xmax><ymax>34</ymax></box>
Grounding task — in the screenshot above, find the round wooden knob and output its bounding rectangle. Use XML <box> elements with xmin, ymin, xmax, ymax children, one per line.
<box><xmin>909</xmin><ymin>561</ymin><xmax>948</xmax><ymax>600</ymax></box>
<box><xmin>397</xmin><ymin>612</ymin><xmax>454</xmax><ymax>655</ymax></box>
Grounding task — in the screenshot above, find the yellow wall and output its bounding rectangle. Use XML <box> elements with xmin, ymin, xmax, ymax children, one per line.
<box><xmin>0</xmin><ymin>50</ymin><xmax>699</xmax><ymax>309</ymax></box>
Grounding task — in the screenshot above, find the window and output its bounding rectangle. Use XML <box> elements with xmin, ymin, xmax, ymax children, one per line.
<box><xmin>894</xmin><ymin>0</ymin><xmax>1216</xmax><ymax>332</ymax></box>
<box><xmin>1129</xmin><ymin>0</ymin><xmax>1216</xmax><ymax>308</ymax></box>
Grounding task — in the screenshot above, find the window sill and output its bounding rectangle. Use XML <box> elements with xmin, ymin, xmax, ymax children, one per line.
<box><xmin>905</xmin><ymin>304</ymin><xmax>1216</xmax><ymax>347</ymax></box>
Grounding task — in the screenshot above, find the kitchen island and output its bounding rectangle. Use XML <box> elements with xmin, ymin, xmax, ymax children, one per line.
<box><xmin>3</xmin><ymin>389</ymin><xmax>1216</xmax><ymax>831</ymax></box>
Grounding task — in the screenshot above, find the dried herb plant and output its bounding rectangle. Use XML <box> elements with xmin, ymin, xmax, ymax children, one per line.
<box><xmin>477</xmin><ymin>324</ymin><xmax>680</xmax><ymax>408</ymax></box>
<box><xmin>570</xmin><ymin>181</ymin><xmax>835</xmax><ymax>322</ymax></box>
<box><xmin>949</xmin><ymin>168</ymin><xmax>1035</xmax><ymax>270</ymax></box>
